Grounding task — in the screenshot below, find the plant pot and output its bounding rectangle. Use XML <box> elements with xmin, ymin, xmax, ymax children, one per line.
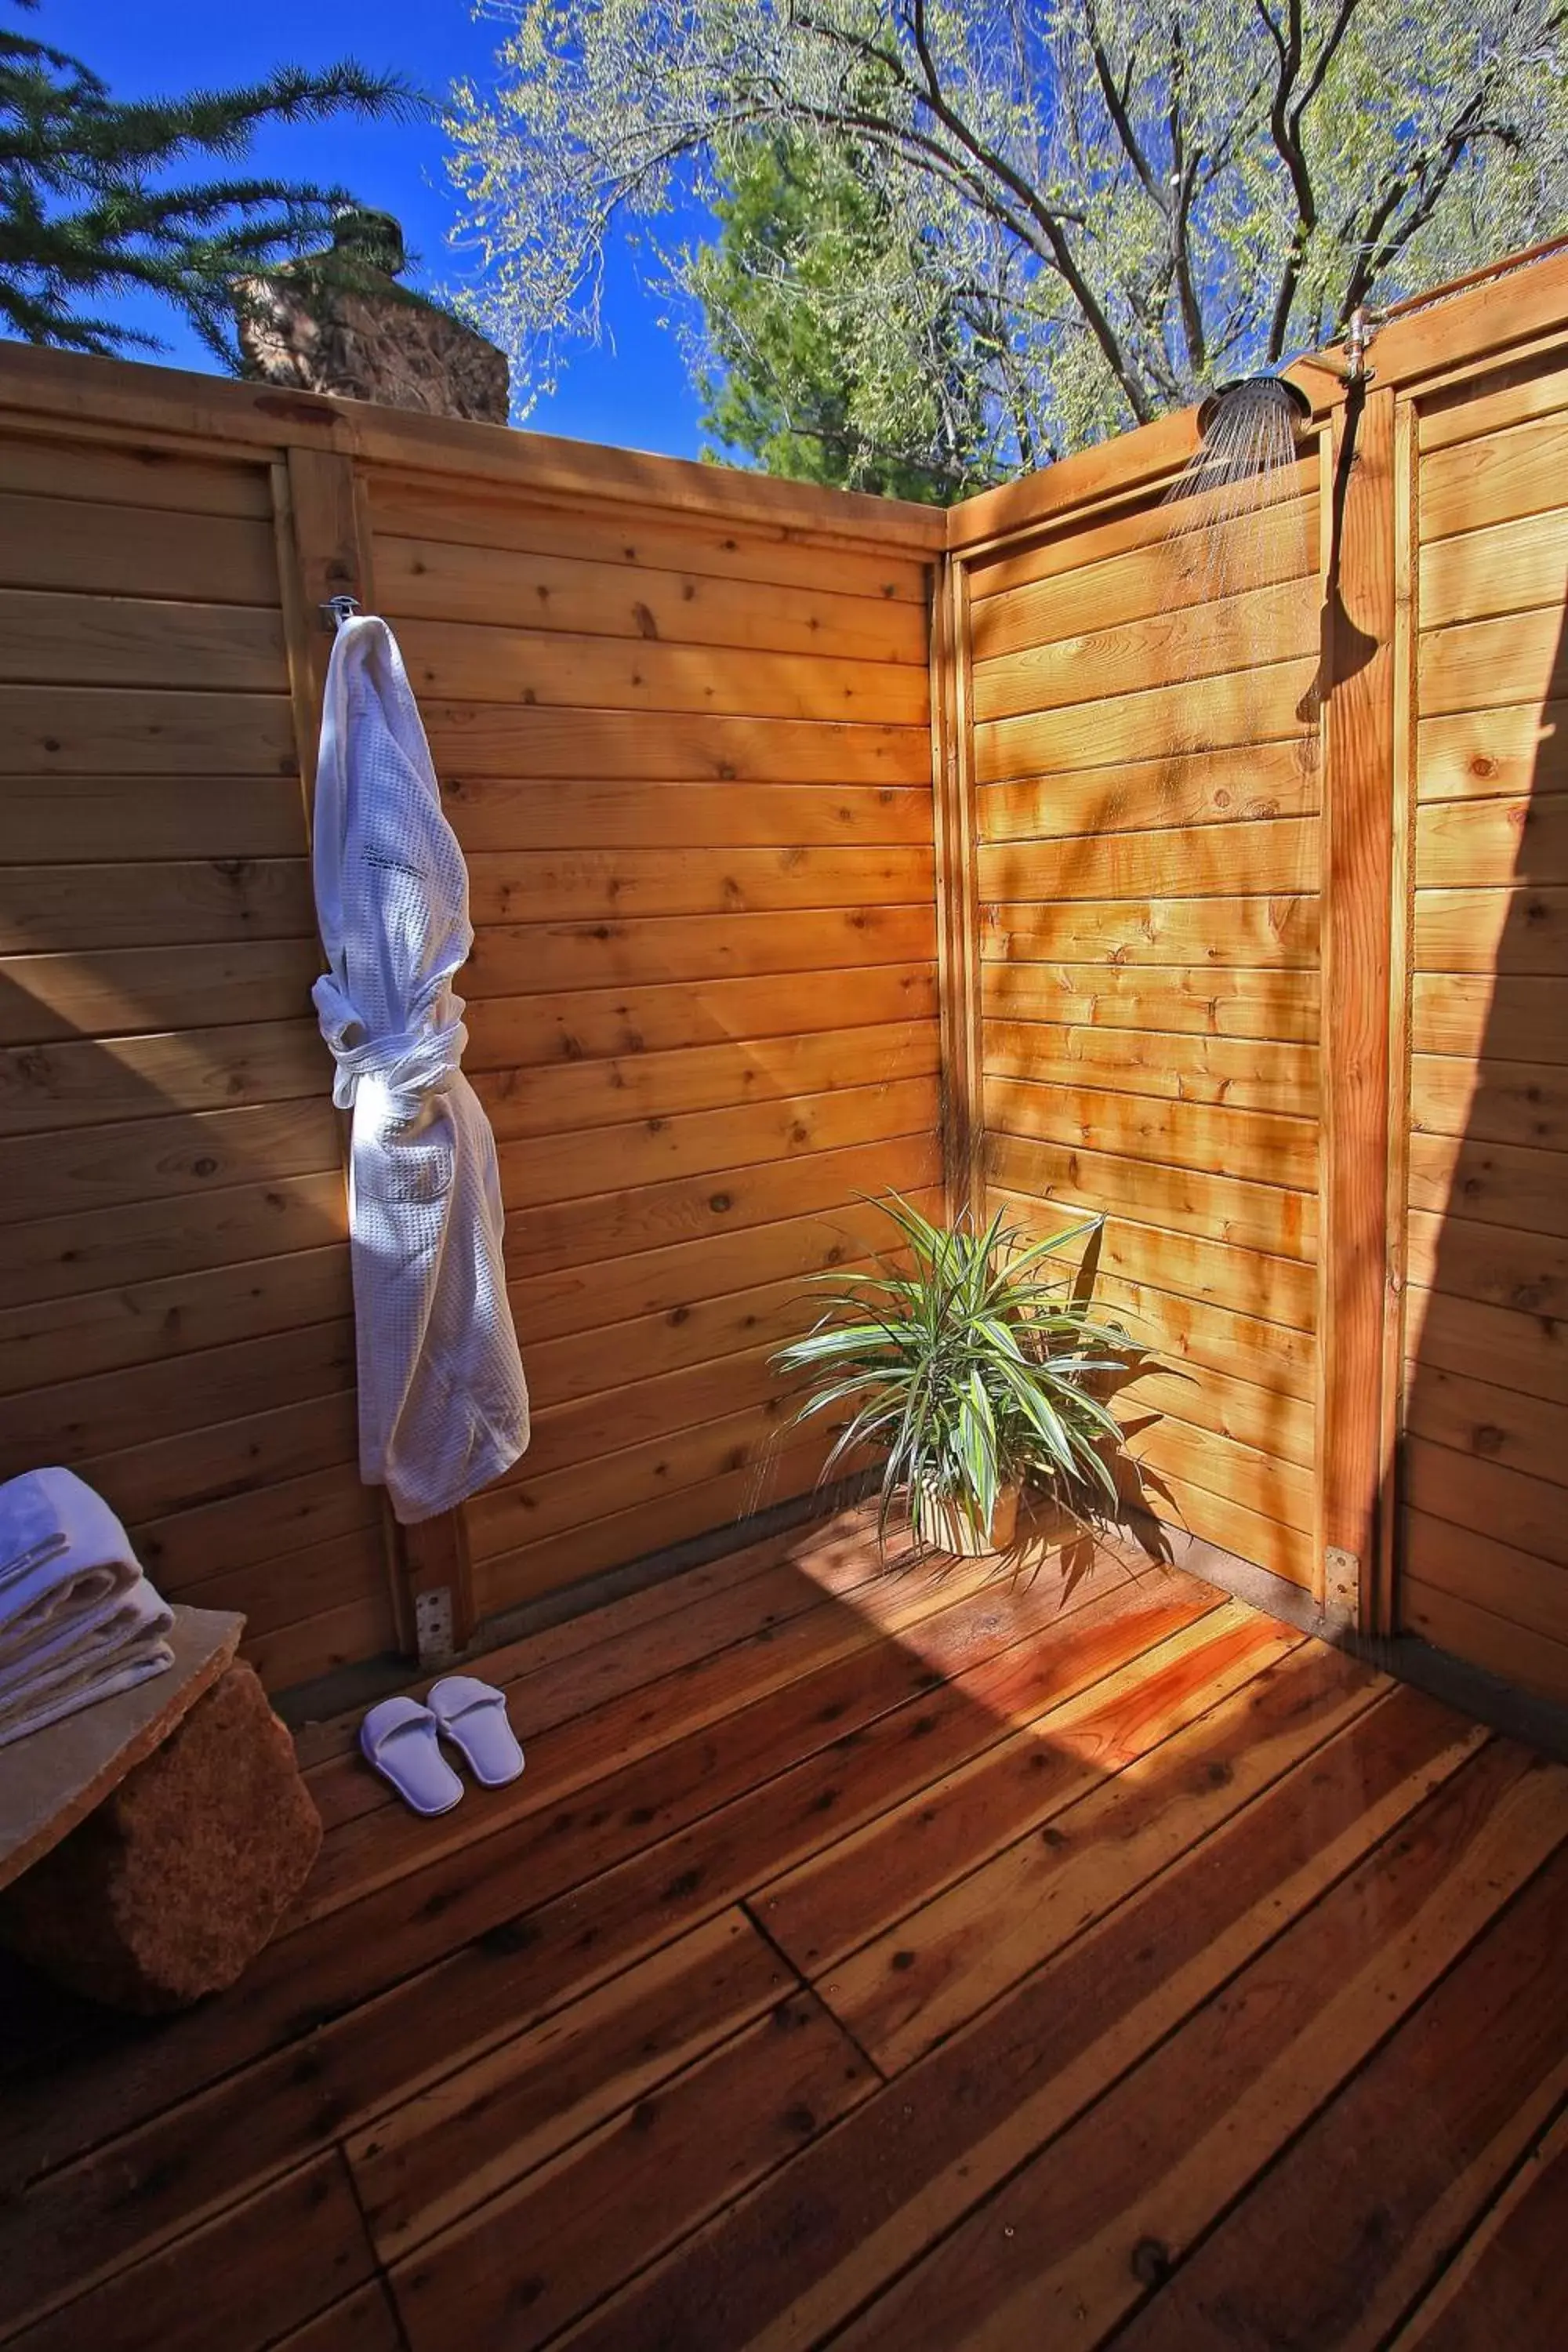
<box><xmin>913</xmin><ymin>1483</ymin><xmax>1020</xmax><ymax>1558</ymax></box>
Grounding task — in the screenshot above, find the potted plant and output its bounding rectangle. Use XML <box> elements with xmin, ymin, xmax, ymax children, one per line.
<box><xmin>772</xmin><ymin>1195</ymin><xmax>1146</xmax><ymax>1558</ymax></box>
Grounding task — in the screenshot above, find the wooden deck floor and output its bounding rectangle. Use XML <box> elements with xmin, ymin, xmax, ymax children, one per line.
<box><xmin>2</xmin><ymin>1502</ymin><xmax>1566</xmax><ymax>2350</ymax></box>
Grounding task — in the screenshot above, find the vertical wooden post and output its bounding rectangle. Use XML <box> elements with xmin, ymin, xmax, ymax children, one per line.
<box><xmin>272</xmin><ymin>444</ymin><xmax>476</xmax><ymax>1665</ymax></box>
<box><xmin>931</xmin><ymin>554</ymin><xmax>985</xmax><ymax>1226</ymax></box>
<box><xmin>1315</xmin><ymin>383</ymin><xmax>1399</xmax><ymax>1624</ymax></box>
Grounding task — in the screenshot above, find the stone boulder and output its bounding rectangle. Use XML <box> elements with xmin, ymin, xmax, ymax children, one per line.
<box><xmin>0</xmin><ymin>1661</ymin><xmax>321</xmax><ymax>2012</ymax></box>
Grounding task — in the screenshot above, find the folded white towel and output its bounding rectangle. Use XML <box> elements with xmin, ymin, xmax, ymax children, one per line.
<box><xmin>0</xmin><ymin>1466</ymin><xmax>140</xmax><ymax>1631</ymax></box>
<box><xmin>0</xmin><ymin>1467</ymin><xmax>173</xmax><ymax>1749</ymax></box>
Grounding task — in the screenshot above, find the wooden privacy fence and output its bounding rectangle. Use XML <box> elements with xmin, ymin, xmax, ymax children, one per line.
<box><xmin>0</xmin><ymin>239</ymin><xmax>1566</xmax><ymax>1704</ymax></box>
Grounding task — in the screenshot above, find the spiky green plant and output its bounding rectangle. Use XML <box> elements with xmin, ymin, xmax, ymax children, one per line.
<box><xmin>771</xmin><ymin>1196</ymin><xmax>1148</xmax><ymax>1552</ymax></box>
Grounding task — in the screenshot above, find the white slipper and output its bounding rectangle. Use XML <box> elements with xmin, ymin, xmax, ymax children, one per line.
<box><xmin>426</xmin><ymin>1675</ymin><xmax>525</xmax><ymax>1788</ymax></box>
<box><xmin>359</xmin><ymin>1696</ymin><xmax>465</xmax><ymax>1817</ymax></box>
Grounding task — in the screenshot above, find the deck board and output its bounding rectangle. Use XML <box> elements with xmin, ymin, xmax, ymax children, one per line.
<box><xmin>1</xmin><ymin>1501</ymin><xmax>1563</xmax><ymax>2350</ymax></box>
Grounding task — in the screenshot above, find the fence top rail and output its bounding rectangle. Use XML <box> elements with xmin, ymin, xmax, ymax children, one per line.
<box><xmin>0</xmin><ymin>338</ymin><xmax>948</xmax><ymax>557</ymax></box>
<box><xmin>947</xmin><ymin>237</ymin><xmax>1568</xmax><ymax>559</ymax></box>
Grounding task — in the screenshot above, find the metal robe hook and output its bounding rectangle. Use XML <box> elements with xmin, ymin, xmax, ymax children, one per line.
<box><xmin>320</xmin><ymin>593</ymin><xmax>362</xmax><ymax>633</ymax></box>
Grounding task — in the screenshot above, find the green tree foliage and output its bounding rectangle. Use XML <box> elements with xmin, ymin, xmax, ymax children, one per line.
<box><xmin>690</xmin><ymin>131</ymin><xmax>1003</xmax><ymax>502</ymax></box>
<box><xmin>448</xmin><ymin>0</ymin><xmax>1568</xmax><ymax>471</ymax></box>
<box><xmin>1</xmin><ymin>0</ymin><xmax>411</xmax><ymax>363</ymax></box>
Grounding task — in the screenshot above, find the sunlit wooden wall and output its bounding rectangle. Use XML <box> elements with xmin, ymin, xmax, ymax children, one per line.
<box><xmin>0</xmin><ymin>352</ymin><xmax>942</xmax><ymax>1688</ymax></box>
<box><xmin>953</xmin><ymin>452</ymin><xmax>1326</xmax><ymax>1589</ymax></box>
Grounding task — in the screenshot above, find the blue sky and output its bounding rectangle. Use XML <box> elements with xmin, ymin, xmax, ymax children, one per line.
<box><xmin>32</xmin><ymin>0</ymin><xmax>709</xmax><ymax>457</ymax></box>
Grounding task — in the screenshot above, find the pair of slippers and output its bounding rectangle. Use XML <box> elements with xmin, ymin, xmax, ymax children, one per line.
<box><xmin>360</xmin><ymin>1675</ymin><xmax>524</xmax><ymax>1817</ymax></box>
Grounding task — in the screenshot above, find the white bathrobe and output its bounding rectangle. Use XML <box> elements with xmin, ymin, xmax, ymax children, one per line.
<box><xmin>311</xmin><ymin>615</ymin><xmax>529</xmax><ymax>1525</ymax></box>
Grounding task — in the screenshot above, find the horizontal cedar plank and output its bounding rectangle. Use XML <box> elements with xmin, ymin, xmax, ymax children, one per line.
<box><xmin>1417</xmin><ymin>699</ymin><xmax>1567</xmax><ymax>804</ymax></box>
<box><xmin>363</xmin><ymin>468</ymin><xmax>933</xmax><ymax>601</ymax></box>
<box><xmin>1411</xmin><ymin>972</ymin><xmax>1568</xmax><ymax>1064</ymax></box>
<box><xmin>970</xmin><ymin>495</ymin><xmax>1316</xmax><ymax>659</ymax></box>
<box><xmin>463</xmin><ymin>903</ymin><xmax>936</xmax><ymax>996</ymax></box>
<box><xmin>480</xmin><ymin>1020</ymin><xmax>936</xmax><ymax>1144</ymax></box>
<box><xmin>0</xmin><ymin>1096</ymin><xmax>340</xmax><ymax>1227</ymax></box>
<box><xmin>971</xmin><ymin>575</ymin><xmax>1316</xmax><ymax>725</ymax></box>
<box><xmin>503</xmin><ymin>1131</ymin><xmax>942</xmax><ymax>1282</ymax></box>
<box><xmin>0</xmin><ymin>778</ymin><xmax>306</xmax><ymax>866</ymax></box>
<box><xmin>1089</xmin><ymin>1269</ymin><xmax>1316</xmax><ymax>1407</ymax></box>
<box><xmin>243</xmin><ymin>1593</ymin><xmax>397</xmax><ymax>1694</ymax></box>
<box><xmin>0</xmin><ymin>1316</ymin><xmax>356</xmax><ymax>1473</ymax></box>
<box><xmin>474</xmin><ymin>1434</ymin><xmax>837</xmax><ymax>1619</ymax></box>
<box><xmin>180</xmin><ymin>1521</ymin><xmax>387</xmax><ymax>1641</ymax></box>
<box><xmin>376</xmin><ymin>530</ymin><xmax>930</xmax><ymax>662</ymax></box>
<box><xmin>1410</xmin><ymin>1051</ymin><xmax>1568</xmax><ymax>1151</ymax></box>
<box><xmin>464</xmin><ymin>844</ymin><xmax>934</xmax><ymax>925</ymax></box>
<box><xmin>1398</xmin><ymin>1567</ymin><xmax>1568</xmax><ymax>1705</ymax></box>
<box><xmin>986</xmin><ymin>1129</ymin><xmax>1317</xmax><ymax>1262</ymax></box>
<box><xmin>1407</xmin><ymin>1128</ymin><xmax>1568</xmax><ymax>1240</ymax></box>
<box><xmin>1417</xmin><ymin>607</ymin><xmax>1566</xmax><ymax>720</ymax></box>
<box><xmin>0</xmin><ymin>1018</ymin><xmax>328</xmax><ymax>1137</ymax></box>
<box><xmin>1</xmin><ymin>859</ymin><xmax>313</xmax><ymax>953</ymax></box>
<box><xmin>978</xmin><ymin>741</ymin><xmax>1319</xmax><ymax>844</ymax></box>
<box><xmin>497</xmin><ymin>1073</ymin><xmax>940</xmax><ymax>1214</ymax></box>
<box><xmin>990</xmin><ymin>1184</ymin><xmax>1315</xmax><ymax>1338</ymax></box>
<box><xmin>524</xmin><ymin>1276</ymin><xmax>834</xmax><ymax>1425</ymax></box>
<box><xmin>0</xmin><ymin>1171</ymin><xmax>346</xmax><ymax>1308</ymax></box>
<box><xmin>464</xmin><ymin>964</ymin><xmax>936</xmax><ymax>1073</ymax></box>
<box><xmin>1120</xmin><ymin>1360</ymin><xmax>1315</xmax><ymax>1468</ymax></box>
<box><xmin>984</xmin><ymin>1018</ymin><xmax>1318</xmax><ymax>1117</ymax></box>
<box><xmin>978</xmin><ymin>814</ymin><xmax>1319</xmax><ymax>902</ymax></box>
<box><xmin>1403</xmin><ymin>1207</ymin><xmax>1568</xmax><ymax>1316</ymax></box>
<box><xmin>1134</xmin><ymin>1472</ymin><xmax>1315</xmax><ymax>1587</ymax></box>
<box><xmin>1404</xmin><ymin>1506</ymin><xmax>1568</xmax><ymax>1680</ymax></box>
<box><xmin>0</xmin><ymin>2148</ymin><xmax>375</xmax><ymax>2352</ymax></box>
<box><xmin>396</xmin><ymin>615</ymin><xmax>927</xmax><ymax>725</ymax></box>
<box><xmin>0</xmin><ymin>687</ymin><xmax>297</xmax><ymax>777</ymax></box>
<box><xmin>965</xmin><ymin>452</ymin><xmax>1316</xmax><ymax>601</ymax></box>
<box><xmin>984</xmin><ymin>1073</ymin><xmax>1318</xmax><ymax>1189</ymax></box>
<box><xmin>1417</xmin><ymin>360</ymin><xmax>1568</xmax><ymax>454</ymax></box>
<box><xmin>982</xmin><ymin>959</ymin><xmax>1319</xmax><ymax>1044</ymax></box>
<box><xmin>1126</xmin><ymin>1410</ymin><xmax>1316</xmax><ymax>1539</ymax></box>
<box><xmin>1404</xmin><ymin>1433</ymin><xmax>1568</xmax><ymax>1570</ymax></box>
<box><xmin>468</xmin><ymin>1398</ymin><xmax>797</xmax><ymax>1562</ymax></box>
<box><xmin>585</xmin><ymin>1684</ymin><xmax>1480</xmax><ymax>2352</ymax></box>
<box><xmin>0</xmin><ymin>938</ymin><xmax>318</xmax><ymax>1047</ymax></box>
<box><xmin>438</xmin><ymin>777</ymin><xmax>934</xmax><ymax>854</ymax></box>
<box><xmin>1419</xmin><ymin>405</ymin><xmax>1568</xmax><ymax>542</ymax></box>
<box><xmin>819</xmin><ymin>1746</ymin><xmax>1559</xmax><ymax>2350</ymax></box>
<box><xmin>517</xmin><ymin>1348</ymin><xmax>787</xmax><ymax>1493</ymax></box>
<box><xmin>1416</xmin><ymin>792</ymin><xmax>1568</xmax><ymax>891</ymax></box>
<box><xmin>0</xmin><ymin>437</ymin><xmax>273</xmax><ymax>519</ymax></box>
<box><xmin>1419</xmin><ymin>500</ymin><xmax>1568</xmax><ymax>630</ymax></box>
<box><xmin>1403</xmin><ymin>1284</ymin><xmax>1568</xmax><ymax>1410</ymax></box>
<box><xmin>815</xmin><ymin>1621</ymin><xmax>1333</xmax><ymax>2071</ymax></box>
<box><xmin>1109</xmin><ymin>1847</ymin><xmax>1568</xmax><ymax>2352</ymax></box>
<box><xmin>0</xmin><ymin>490</ymin><xmax>278</xmax><ymax>602</ymax></box>
<box><xmin>753</xmin><ymin>1598</ymin><xmax>1242</xmax><ymax>1982</ymax></box>
<box><xmin>0</xmin><ymin>1241</ymin><xmax>351</xmax><ymax>1396</ymax></box>
<box><xmin>0</xmin><ymin>587</ymin><xmax>285</xmax><ymax>692</ymax></box>
<box><xmin>973</xmin><ymin>658</ymin><xmax>1319</xmax><ymax>782</ymax></box>
<box><xmin>985</xmin><ymin>893</ymin><xmax>1319</xmax><ymax>970</ymax></box>
<box><xmin>126</xmin><ymin>1446</ymin><xmax>374</xmax><ymax>1591</ymax></box>
<box><xmin>347</xmin><ymin>1911</ymin><xmax>797</xmax><ymax>2264</ymax></box>
<box><xmin>510</xmin><ymin>1185</ymin><xmax>940</xmax><ymax>1355</ymax></box>
<box><xmin>1392</xmin><ymin>2117</ymin><xmax>1568</xmax><ymax>2352</ymax></box>
<box><xmin>1405</xmin><ymin>1363</ymin><xmax>1568</xmax><ymax>1502</ymax></box>
<box><xmin>387</xmin><ymin>1993</ymin><xmax>871</xmax><ymax>2352</ymax></box>
<box><xmin>423</xmin><ymin>706</ymin><xmax>931</xmax><ymax>786</ymax></box>
<box><xmin>1413</xmin><ymin>886</ymin><xmax>1568</xmax><ymax>975</ymax></box>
